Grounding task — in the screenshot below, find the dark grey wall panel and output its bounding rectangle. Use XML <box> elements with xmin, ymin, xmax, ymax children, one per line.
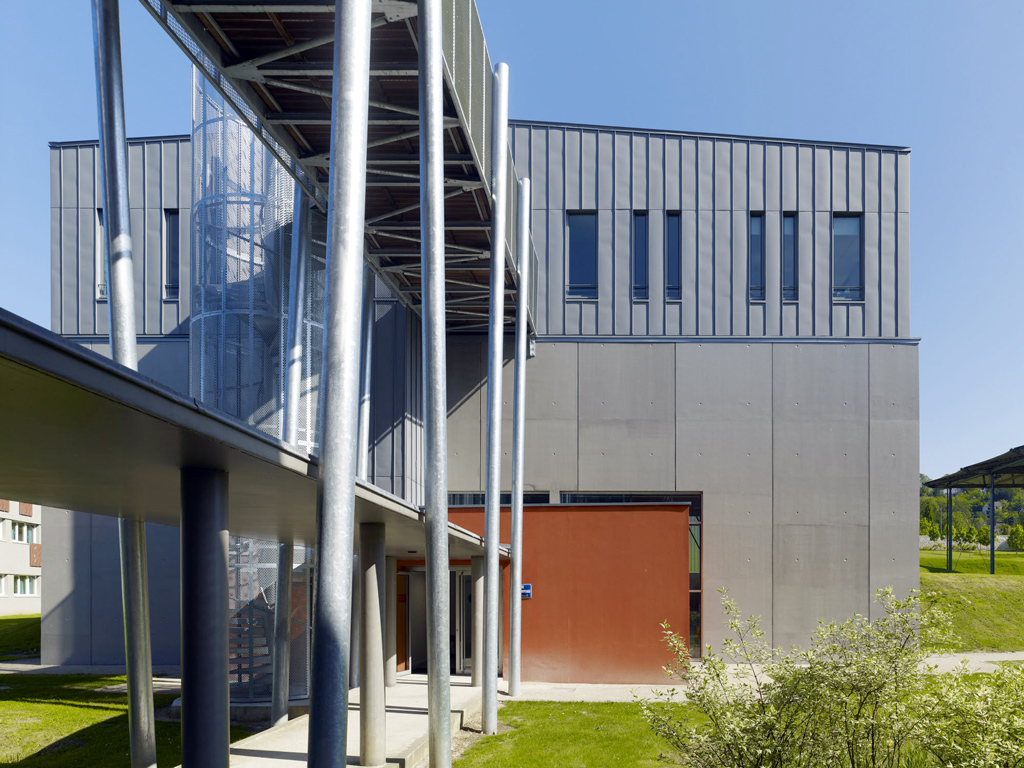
<box><xmin>511</xmin><ymin>122</ymin><xmax>908</xmax><ymax>340</ymax></box>
<box><xmin>51</xmin><ymin>137</ymin><xmax>192</xmax><ymax>340</ymax></box>
<box><xmin>41</xmin><ymin>508</ymin><xmax>92</xmax><ymax>665</ymax></box>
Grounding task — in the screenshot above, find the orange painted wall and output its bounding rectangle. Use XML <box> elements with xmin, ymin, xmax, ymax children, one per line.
<box><xmin>449</xmin><ymin>504</ymin><xmax>689</xmax><ymax>684</ymax></box>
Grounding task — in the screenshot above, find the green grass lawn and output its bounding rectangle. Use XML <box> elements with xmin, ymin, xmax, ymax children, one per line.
<box><xmin>920</xmin><ymin>551</ymin><xmax>1024</xmax><ymax>652</ymax></box>
<box><xmin>454</xmin><ymin>701</ymin><xmax>696</xmax><ymax>767</ymax></box>
<box><xmin>920</xmin><ymin>549</ymin><xmax>1024</xmax><ymax>575</ymax></box>
<box><xmin>0</xmin><ymin>674</ymin><xmax>249</xmax><ymax>767</ymax></box>
<box><xmin>0</xmin><ymin>614</ymin><xmax>41</xmax><ymax>660</ymax></box>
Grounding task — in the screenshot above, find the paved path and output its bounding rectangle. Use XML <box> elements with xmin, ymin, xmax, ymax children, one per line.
<box><xmin>223</xmin><ymin>674</ymin><xmax>479</xmax><ymax>768</ymax></box>
<box><xmin>498</xmin><ymin>680</ymin><xmax>683</xmax><ymax>702</ymax></box>
<box><xmin>922</xmin><ymin>651</ymin><xmax>1024</xmax><ymax>674</ymax></box>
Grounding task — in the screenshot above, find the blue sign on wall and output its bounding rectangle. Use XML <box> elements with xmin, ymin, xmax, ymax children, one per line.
<box><xmin>522</xmin><ymin>583</ymin><xmax>532</xmax><ymax>599</ymax></box>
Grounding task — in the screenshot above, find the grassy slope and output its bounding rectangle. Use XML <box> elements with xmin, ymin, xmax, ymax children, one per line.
<box><xmin>0</xmin><ymin>613</ymin><xmax>41</xmax><ymax>659</ymax></box>
<box><xmin>454</xmin><ymin>701</ymin><xmax>689</xmax><ymax>768</ymax></box>
<box><xmin>920</xmin><ymin>551</ymin><xmax>1024</xmax><ymax>652</ymax></box>
<box><xmin>920</xmin><ymin>549</ymin><xmax>1024</xmax><ymax>575</ymax></box>
<box><xmin>0</xmin><ymin>674</ymin><xmax>248</xmax><ymax>768</ymax></box>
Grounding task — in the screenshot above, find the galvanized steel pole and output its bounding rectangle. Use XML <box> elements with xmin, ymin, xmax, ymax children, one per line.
<box><xmin>471</xmin><ymin>556</ymin><xmax>484</xmax><ymax>687</ymax></box>
<box><xmin>357</xmin><ymin>265</ymin><xmax>375</xmax><ymax>481</ymax></box>
<box><xmin>385</xmin><ymin>556</ymin><xmax>398</xmax><ymax>687</ymax></box>
<box><xmin>419</xmin><ymin>0</ymin><xmax>453</xmax><ymax>763</ymax></box>
<box><xmin>306</xmin><ymin>0</ymin><xmax>372</xmax><ymax>764</ymax></box>
<box><xmin>359</xmin><ymin>523</ymin><xmax>387</xmax><ymax>767</ymax></box>
<box><xmin>283</xmin><ymin>184</ymin><xmax>310</xmax><ymax>448</ymax></box>
<box><xmin>508</xmin><ymin>178</ymin><xmax>530</xmax><ymax>698</ymax></box>
<box><xmin>180</xmin><ymin>467</ymin><xmax>230</xmax><ymax>768</ymax></box>
<box><xmin>271</xmin><ymin>541</ymin><xmax>293</xmax><ymax>726</ymax></box>
<box><xmin>482</xmin><ymin>62</ymin><xmax>510</xmax><ymax>736</ymax></box>
<box><xmin>91</xmin><ymin>2</ymin><xmax>155</xmax><ymax>765</ymax></box>
<box><xmin>990</xmin><ymin>474</ymin><xmax>996</xmax><ymax>575</ymax></box>
<box><xmin>273</xmin><ymin>182</ymin><xmax>310</xmax><ymax>727</ymax></box>
<box><xmin>946</xmin><ymin>486</ymin><xmax>952</xmax><ymax>573</ymax></box>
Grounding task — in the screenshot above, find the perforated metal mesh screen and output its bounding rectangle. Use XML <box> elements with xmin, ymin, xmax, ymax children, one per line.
<box><xmin>190</xmin><ymin>70</ymin><xmax>323</xmax><ymax>701</ymax></box>
<box><xmin>227</xmin><ymin>538</ymin><xmax>311</xmax><ymax>702</ymax></box>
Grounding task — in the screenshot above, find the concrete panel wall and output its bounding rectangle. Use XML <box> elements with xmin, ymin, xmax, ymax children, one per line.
<box><xmin>50</xmin><ymin>137</ymin><xmax>191</xmax><ymax>339</ymax></box>
<box><xmin>41</xmin><ymin>509</ymin><xmax>180</xmax><ymax>665</ymax></box>
<box><xmin>446</xmin><ymin>338</ymin><xmax>919</xmax><ymax>651</ymax></box>
<box><xmin>511</xmin><ymin>122</ymin><xmax>909</xmax><ymax>341</ymax></box>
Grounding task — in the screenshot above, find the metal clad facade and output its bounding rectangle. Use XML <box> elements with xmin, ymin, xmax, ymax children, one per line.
<box><xmin>50</xmin><ymin>137</ymin><xmax>192</xmax><ymax>340</ymax></box>
<box><xmin>513</xmin><ymin>121</ymin><xmax>908</xmax><ymax>341</ymax></box>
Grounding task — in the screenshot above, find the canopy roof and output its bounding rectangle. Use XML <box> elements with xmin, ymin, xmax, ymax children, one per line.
<box><xmin>924</xmin><ymin>446</ymin><xmax>1024</xmax><ymax>490</ymax></box>
<box><xmin>141</xmin><ymin>0</ymin><xmax>536</xmax><ymax>333</ymax></box>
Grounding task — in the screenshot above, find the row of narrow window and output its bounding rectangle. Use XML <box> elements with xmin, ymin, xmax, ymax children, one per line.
<box><xmin>95</xmin><ymin>208</ymin><xmax>180</xmax><ymax>301</ymax></box>
<box><xmin>567</xmin><ymin>211</ymin><xmax>864</xmax><ymax>303</ymax></box>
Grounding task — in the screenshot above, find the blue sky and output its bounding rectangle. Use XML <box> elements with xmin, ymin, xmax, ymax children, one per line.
<box><xmin>1</xmin><ymin>1</ymin><xmax>1022</xmax><ymax>480</ymax></box>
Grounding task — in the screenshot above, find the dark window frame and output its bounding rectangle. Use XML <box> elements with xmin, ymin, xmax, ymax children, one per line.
<box><xmin>632</xmin><ymin>211</ymin><xmax>648</xmax><ymax>300</ymax></box>
<box><xmin>832</xmin><ymin>214</ymin><xmax>864</xmax><ymax>301</ymax></box>
<box><xmin>165</xmin><ymin>209</ymin><xmax>180</xmax><ymax>300</ymax></box>
<box><xmin>566</xmin><ymin>211</ymin><xmax>598</xmax><ymax>299</ymax></box>
<box><xmin>665</xmin><ymin>211</ymin><xmax>681</xmax><ymax>300</ymax></box>
<box><xmin>782</xmin><ymin>213</ymin><xmax>798</xmax><ymax>301</ymax></box>
<box><xmin>749</xmin><ymin>212</ymin><xmax>765</xmax><ymax>301</ymax></box>
<box><xmin>95</xmin><ymin>208</ymin><xmax>107</xmax><ymax>301</ymax></box>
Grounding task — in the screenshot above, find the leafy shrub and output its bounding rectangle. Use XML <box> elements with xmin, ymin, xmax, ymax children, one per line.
<box><xmin>1007</xmin><ymin>524</ymin><xmax>1024</xmax><ymax>552</ymax></box>
<box><xmin>642</xmin><ymin>590</ymin><xmax>1024</xmax><ymax>767</ymax></box>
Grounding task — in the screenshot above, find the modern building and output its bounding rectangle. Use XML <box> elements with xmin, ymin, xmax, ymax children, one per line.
<box><xmin>0</xmin><ymin>499</ymin><xmax>42</xmax><ymax>617</ymax></box>
<box><xmin>42</xmin><ymin>113</ymin><xmax>919</xmax><ymax>680</ymax></box>
<box><xmin>5</xmin><ymin>2</ymin><xmax>920</xmax><ymax>764</ymax></box>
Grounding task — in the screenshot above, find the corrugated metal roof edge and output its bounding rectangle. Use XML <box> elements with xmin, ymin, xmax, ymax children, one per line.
<box><xmin>48</xmin><ymin>135</ymin><xmax>191</xmax><ymax>149</ymax></box>
<box><xmin>509</xmin><ymin>119</ymin><xmax>911</xmax><ymax>154</ymax></box>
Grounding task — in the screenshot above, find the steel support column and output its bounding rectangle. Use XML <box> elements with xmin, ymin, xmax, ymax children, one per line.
<box><xmin>306</xmin><ymin>0</ymin><xmax>372</xmax><ymax>764</ymax></box>
<box><xmin>359</xmin><ymin>523</ymin><xmax>387</xmax><ymax>767</ymax></box>
<box><xmin>272</xmin><ymin>540</ymin><xmax>293</xmax><ymax>726</ymax></box>
<box><xmin>482</xmin><ymin>62</ymin><xmax>510</xmax><ymax>737</ymax></box>
<box><xmin>508</xmin><ymin>178</ymin><xmax>530</xmax><ymax>698</ymax></box>
<box><xmin>990</xmin><ymin>474</ymin><xmax>997</xmax><ymax>575</ymax></box>
<box><xmin>946</xmin><ymin>486</ymin><xmax>953</xmax><ymax>573</ymax></box>
<box><xmin>180</xmin><ymin>467</ymin><xmax>229</xmax><ymax>768</ymax></box>
<box><xmin>273</xmin><ymin>182</ymin><xmax>311</xmax><ymax>727</ymax></box>
<box><xmin>471</xmin><ymin>555</ymin><xmax>484</xmax><ymax>687</ymax></box>
<box><xmin>419</xmin><ymin>0</ymin><xmax>452</xmax><ymax>764</ymax></box>
<box><xmin>385</xmin><ymin>556</ymin><xmax>398</xmax><ymax>687</ymax></box>
<box><xmin>357</xmin><ymin>264</ymin><xmax>375</xmax><ymax>481</ymax></box>
<box><xmin>283</xmin><ymin>184</ymin><xmax>310</xmax><ymax>449</ymax></box>
<box><xmin>92</xmin><ymin>2</ymin><xmax>155</xmax><ymax>765</ymax></box>
<box><xmin>350</xmin><ymin>555</ymin><xmax>362</xmax><ymax>690</ymax></box>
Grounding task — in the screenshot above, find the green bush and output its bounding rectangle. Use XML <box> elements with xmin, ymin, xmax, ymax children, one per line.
<box><xmin>1007</xmin><ymin>524</ymin><xmax>1024</xmax><ymax>552</ymax></box>
<box><xmin>640</xmin><ymin>589</ymin><xmax>943</xmax><ymax>768</ymax></box>
<box><xmin>640</xmin><ymin>588</ymin><xmax>1024</xmax><ymax>768</ymax></box>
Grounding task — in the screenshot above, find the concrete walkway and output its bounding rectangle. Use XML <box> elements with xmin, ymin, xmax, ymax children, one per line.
<box><xmin>498</xmin><ymin>680</ymin><xmax>683</xmax><ymax>703</ymax></box>
<box><xmin>923</xmin><ymin>651</ymin><xmax>1024</xmax><ymax>674</ymax></box>
<box><xmin>225</xmin><ymin>674</ymin><xmax>479</xmax><ymax>768</ymax></box>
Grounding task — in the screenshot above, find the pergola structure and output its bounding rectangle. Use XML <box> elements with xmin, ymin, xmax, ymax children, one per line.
<box><xmin>0</xmin><ymin>1</ymin><xmax>535</xmax><ymax>767</ymax></box>
<box><xmin>924</xmin><ymin>446</ymin><xmax>1024</xmax><ymax>575</ymax></box>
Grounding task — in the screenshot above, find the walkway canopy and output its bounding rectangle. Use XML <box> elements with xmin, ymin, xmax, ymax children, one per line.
<box><xmin>0</xmin><ymin>307</ymin><xmax>500</xmax><ymax>558</ymax></box>
<box><xmin>924</xmin><ymin>446</ymin><xmax>1024</xmax><ymax>489</ymax></box>
<box><xmin>143</xmin><ymin>0</ymin><xmax>537</xmax><ymax>334</ymax></box>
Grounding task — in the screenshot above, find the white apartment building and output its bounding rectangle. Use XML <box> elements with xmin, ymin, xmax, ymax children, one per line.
<box><xmin>0</xmin><ymin>499</ymin><xmax>42</xmax><ymax>616</ymax></box>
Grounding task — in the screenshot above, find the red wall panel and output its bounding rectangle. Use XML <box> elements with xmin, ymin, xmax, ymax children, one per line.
<box><xmin>450</xmin><ymin>504</ymin><xmax>689</xmax><ymax>684</ymax></box>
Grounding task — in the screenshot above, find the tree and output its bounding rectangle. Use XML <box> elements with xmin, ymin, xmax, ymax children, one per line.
<box><xmin>1008</xmin><ymin>525</ymin><xmax>1024</xmax><ymax>552</ymax></box>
